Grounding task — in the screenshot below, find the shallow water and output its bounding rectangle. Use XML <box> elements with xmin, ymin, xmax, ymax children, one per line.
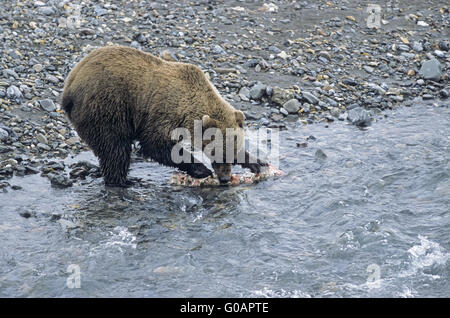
<box><xmin>0</xmin><ymin>103</ymin><xmax>449</xmax><ymax>297</ymax></box>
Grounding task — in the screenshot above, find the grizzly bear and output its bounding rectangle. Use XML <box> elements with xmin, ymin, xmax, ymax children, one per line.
<box><xmin>62</xmin><ymin>46</ymin><xmax>266</xmax><ymax>186</ymax></box>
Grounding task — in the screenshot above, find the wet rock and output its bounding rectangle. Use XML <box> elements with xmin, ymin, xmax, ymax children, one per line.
<box><xmin>39</xmin><ymin>99</ymin><xmax>56</xmax><ymax>112</ymax></box>
<box><xmin>19</xmin><ymin>211</ymin><xmax>34</xmax><ymax>218</ymax></box>
<box><xmin>418</xmin><ymin>59</ymin><xmax>443</xmax><ymax>81</ymax></box>
<box><xmin>24</xmin><ymin>166</ymin><xmax>40</xmax><ymax>175</ymax></box>
<box><xmin>439</xmin><ymin>89</ymin><xmax>449</xmax><ymax>99</ymax></box>
<box><xmin>249</xmin><ymin>83</ymin><xmax>266</xmax><ymax>100</ymax></box>
<box><xmin>282</xmin><ymin>99</ymin><xmax>301</xmax><ymax>114</ymax></box>
<box><xmin>48</xmin><ymin>173</ymin><xmax>73</xmax><ymax>188</ymax></box>
<box><xmin>347</xmin><ymin>107</ymin><xmax>372</xmax><ymax>127</ymax></box>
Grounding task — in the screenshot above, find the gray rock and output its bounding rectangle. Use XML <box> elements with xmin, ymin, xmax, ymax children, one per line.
<box><xmin>268</xmin><ymin>46</ymin><xmax>281</xmax><ymax>53</ymax></box>
<box><xmin>0</xmin><ymin>128</ymin><xmax>9</xmax><ymax>141</ymax></box>
<box><xmin>302</xmin><ymin>104</ymin><xmax>310</xmax><ymax>113</ymax></box>
<box><xmin>3</xmin><ymin>69</ymin><xmax>19</xmax><ymax>79</ymax></box>
<box><xmin>398</xmin><ymin>44</ymin><xmax>410</xmax><ymax>52</ymax></box>
<box><xmin>302</xmin><ymin>92</ymin><xmax>319</xmax><ymax>105</ymax></box>
<box><xmin>33</xmin><ymin>64</ymin><xmax>44</xmax><ymax>72</ymax></box>
<box><xmin>439</xmin><ymin>89</ymin><xmax>449</xmax><ymax>99</ymax></box>
<box><xmin>270</xmin><ymin>87</ymin><xmax>294</xmax><ymax>106</ymax></box>
<box><xmin>434</xmin><ymin>50</ymin><xmax>445</xmax><ymax>58</ymax></box>
<box><xmin>212</xmin><ymin>45</ymin><xmax>225</xmax><ymax>55</ymax></box>
<box><xmin>94</xmin><ymin>6</ymin><xmax>108</xmax><ymax>16</ymax></box>
<box><xmin>282</xmin><ymin>99</ymin><xmax>301</xmax><ymax>114</ymax></box>
<box><xmin>363</xmin><ymin>65</ymin><xmax>374</xmax><ymax>73</ymax></box>
<box><xmin>419</xmin><ymin>59</ymin><xmax>443</xmax><ymax>81</ymax></box>
<box><xmin>46</xmin><ymin>74</ymin><xmax>59</xmax><ymax>84</ymax></box>
<box><xmin>36</xmin><ymin>133</ymin><xmax>48</xmax><ymax>144</ymax></box>
<box><xmin>37</xmin><ymin>143</ymin><xmax>51</xmax><ymax>151</ymax></box>
<box><xmin>238</xmin><ymin>87</ymin><xmax>250</xmax><ymax>101</ymax></box>
<box><xmin>250</xmin><ymin>83</ymin><xmax>266</xmax><ymax>100</ymax></box>
<box><xmin>347</xmin><ymin>107</ymin><xmax>372</xmax><ymax>127</ymax></box>
<box><xmin>412</xmin><ymin>41</ymin><xmax>423</xmax><ymax>52</ymax></box>
<box><xmin>39</xmin><ymin>99</ymin><xmax>56</xmax><ymax>112</ymax></box>
<box><xmin>315</xmin><ymin>149</ymin><xmax>327</xmax><ymax>159</ymax></box>
<box><xmin>48</xmin><ymin>174</ymin><xmax>73</xmax><ymax>188</ymax></box>
<box><xmin>279</xmin><ymin>107</ymin><xmax>289</xmax><ymax>116</ymax></box>
<box><xmin>438</xmin><ymin>40</ymin><xmax>449</xmax><ymax>52</ymax></box>
<box><xmin>39</xmin><ymin>6</ymin><xmax>55</xmax><ymax>15</ymax></box>
<box><xmin>7</xmin><ymin>85</ymin><xmax>23</xmax><ymax>101</ymax></box>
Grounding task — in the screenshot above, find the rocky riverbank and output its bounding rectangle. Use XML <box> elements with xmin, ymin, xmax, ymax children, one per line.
<box><xmin>0</xmin><ymin>0</ymin><xmax>448</xmax><ymax>190</ymax></box>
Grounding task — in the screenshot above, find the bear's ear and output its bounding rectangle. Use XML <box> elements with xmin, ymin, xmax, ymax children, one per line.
<box><xmin>235</xmin><ymin>111</ymin><xmax>245</xmax><ymax>128</ymax></box>
<box><xmin>202</xmin><ymin>115</ymin><xmax>217</xmax><ymax>129</ymax></box>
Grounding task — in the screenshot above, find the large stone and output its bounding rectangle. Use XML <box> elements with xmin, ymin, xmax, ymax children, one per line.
<box><xmin>238</xmin><ymin>87</ymin><xmax>250</xmax><ymax>101</ymax></box>
<box><xmin>347</xmin><ymin>107</ymin><xmax>372</xmax><ymax>127</ymax></box>
<box><xmin>270</xmin><ymin>87</ymin><xmax>294</xmax><ymax>106</ymax></box>
<box><xmin>418</xmin><ymin>59</ymin><xmax>443</xmax><ymax>81</ymax></box>
<box><xmin>39</xmin><ymin>99</ymin><xmax>56</xmax><ymax>112</ymax></box>
<box><xmin>282</xmin><ymin>99</ymin><xmax>301</xmax><ymax>114</ymax></box>
<box><xmin>249</xmin><ymin>83</ymin><xmax>266</xmax><ymax>100</ymax></box>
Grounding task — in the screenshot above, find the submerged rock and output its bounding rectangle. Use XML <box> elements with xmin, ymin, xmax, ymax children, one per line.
<box><xmin>48</xmin><ymin>174</ymin><xmax>73</xmax><ymax>188</ymax></box>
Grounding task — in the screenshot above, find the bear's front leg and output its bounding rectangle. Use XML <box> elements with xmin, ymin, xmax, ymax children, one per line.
<box><xmin>235</xmin><ymin>150</ymin><xmax>268</xmax><ymax>174</ymax></box>
<box><xmin>177</xmin><ymin>152</ymin><xmax>213</xmax><ymax>179</ymax></box>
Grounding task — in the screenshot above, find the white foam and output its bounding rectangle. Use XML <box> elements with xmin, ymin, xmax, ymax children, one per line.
<box><xmin>251</xmin><ymin>287</ymin><xmax>311</xmax><ymax>298</ymax></box>
<box><xmin>399</xmin><ymin>235</ymin><xmax>449</xmax><ymax>279</ymax></box>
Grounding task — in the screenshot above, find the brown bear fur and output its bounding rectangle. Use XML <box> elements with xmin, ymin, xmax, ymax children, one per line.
<box><xmin>62</xmin><ymin>45</ymin><xmax>266</xmax><ymax>186</ymax></box>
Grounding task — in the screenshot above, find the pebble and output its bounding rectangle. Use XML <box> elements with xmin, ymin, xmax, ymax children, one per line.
<box><xmin>39</xmin><ymin>99</ymin><xmax>56</xmax><ymax>112</ymax></box>
<box><xmin>36</xmin><ymin>133</ymin><xmax>48</xmax><ymax>144</ymax></box>
<box><xmin>7</xmin><ymin>85</ymin><xmax>23</xmax><ymax>101</ymax></box>
<box><xmin>0</xmin><ymin>128</ymin><xmax>9</xmax><ymax>141</ymax></box>
<box><xmin>302</xmin><ymin>92</ymin><xmax>319</xmax><ymax>105</ymax></box>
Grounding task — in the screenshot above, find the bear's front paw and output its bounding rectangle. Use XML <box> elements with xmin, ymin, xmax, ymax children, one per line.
<box><xmin>186</xmin><ymin>164</ymin><xmax>213</xmax><ymax>179</ymax></box>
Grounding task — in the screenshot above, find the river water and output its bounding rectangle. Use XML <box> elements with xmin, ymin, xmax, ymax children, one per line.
<box><xmin>0</xmin><ymin>103</ymin><xmax>449</xmax><ymax>297</ymax></box>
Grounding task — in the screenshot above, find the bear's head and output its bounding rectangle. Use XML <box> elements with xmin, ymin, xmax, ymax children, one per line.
<box><xmin>201</xmin><ymin>110</ymin><xmax>245</xmax><ymax>184</ymax></box>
